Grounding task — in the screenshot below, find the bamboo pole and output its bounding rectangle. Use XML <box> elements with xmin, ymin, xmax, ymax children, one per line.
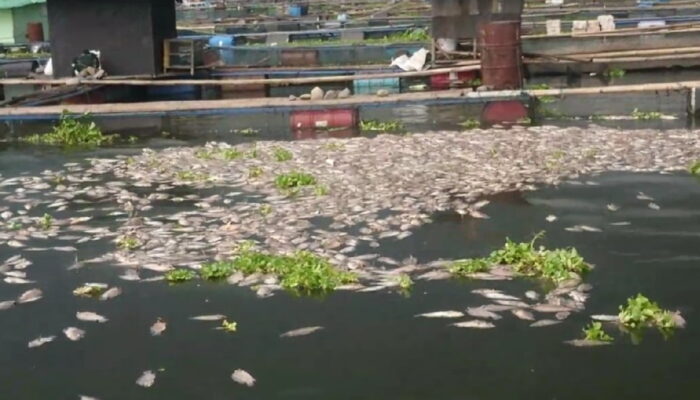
<box><xmin>0</xmin><ymin>65</ymin><xmax>481</xmax><ymax>87</ymax></box>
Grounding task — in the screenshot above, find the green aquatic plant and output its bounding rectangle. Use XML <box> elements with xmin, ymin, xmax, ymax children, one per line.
<box><xmin>230</xmin><ymin>250</ymin><xmax>356</xmax><ymax>294</ymax></box>
<box><xmin>360</xmin><ymin>119</ymin><xmax>404</xmax><ymax>132</ymax></box>
<box><xmin>259</xmin><ymin>204</ymin><xmax>273</xmax><ymax>216</ymax></box>
<box><xmin>449</xmin><ymin>258</ymin><xmax>491</xmax><ymax>276</ymax></box>
<box><xmin>688</xmin><ymin>161</ymin><xmax>700</xmax><ymax>175</ymax></box>
<box><xmin>314</xmin><ymin>184</ymin><xmax>329</xmax><ymax>196</ymax></box>
<box><xmin>618</xmin><ymin>294</ymin><xmax>675</xmax><ymax>330</ymax></box>
<box><xmin>117</xmin><ymin>235</ymin><xmax>140</xmax><ymax>251</ymax></box>
<box><xmin>323</xmin><ymin>142</ymin><xmax>344</xmax><ymax>151</ymax></box>
<box><xmin>234</xmin><ymin>128</ymin><xmax>259</xmax><ymax>136</ymax></box>
<box><xmin>459</xmin><ymin>118</ymin><xmax>480</xmax><ymax>130</ymax></box>
<box><xmin>38</xmin><ymin>213</ymin><xmax>53</xmax><ymax>230</ymax></box>
<box><xmin>7</xmin><ymin>221</ymin><xmax>22</xmax><ymax>231</ymax></box>
<box><xmin>488</xmin><ymin>233</ymin><xmax>590</xmax><ymax>282</ymax></box>
<box><xmin>200</xmin><ymin>261</ymin><xmax>235</xmax><ymax>280</ymax></box>
<box><xmin>274</xmin><ymin>172</ymin><xmax>317</xmax><ymax>189</ymax></box>
<box><xmin>632</xmin><ymin>109</ymin><xmax>662</xmax><ymax>121</ymax></box>
<box><xmin>221</xmin><ymin>319</ymin><xmax>238</xmax><ymax>332</ymax></box>
<box><xmin>397</xmin><ymin>274</ymin><xmax>413</xmax><ymax>290</ymax></box>
<box><xmin>165</xmin><ymin>269</ymin><xmax>197</xmax><ymax>283</ymax></box>
<box><xmin>273</xmin><ymin>147</ymin><xmax>293</xmax><ymax>162</ymax></box>
<box><xmin>527</xmin><ymin>83</ymin><xmax>551</xmax><ymax>90</ymax></box>
<box><xmin>194</xmin><ymin>149</ymin><xmax>214</xmax><ymax>160</ymax></box>
<box><xmin>467</xmin><ymin>78</ymin><xmax>482</xmax><ymax>87</ymax></box>
<box><xmin>604</xmin><ymin>68</ymin><xmax>626</xmax><ymax>79</ymax></box>
<box><xmin>583</xmin><ymin>322</ymin><xmax>614</xmax><ymax>342</ymax></box>
<box><xmin>248</xmin><ymin>166</ymin><xmax>263</xmax><ymax>178</ymax></box>
<box><xmin>176</xmin><ymin>170</ymin><xmax>210</xmax><ymax>182</ymax></box>
<box><xmin>72</xmin><ymin>284</ymin><xmax>106</xmax><ymax>298</ymax></box>
<box><xmin>221</xmin><ymin>149</ymin><xmax>244</xmax><ymax>160</ymax></box>
<box><xmin>21</xmin><ymin>112</ymin><xmax>113</xmax><ymax>147</ymax></box>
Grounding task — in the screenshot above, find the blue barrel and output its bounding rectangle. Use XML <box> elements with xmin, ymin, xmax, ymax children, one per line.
<box><xmin>209</xmin><ymin>35</ymin><xmax>235</xmax><ymax>47</ymax></box>
<box><xmin>287</xmin><ymin>4</ymin><xmax>308</xmax><ymax>17</ymax></box>
<box><xmin>353</xmin><ymin>77</ymin><xmax>401</xmax><ymax>95</ymax></box>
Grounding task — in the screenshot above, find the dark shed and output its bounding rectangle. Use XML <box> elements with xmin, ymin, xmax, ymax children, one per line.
<box><xmin>47</xmin><ymin>0</ymin><xmax>177</xmax><ymax>77</ymax></box>
<box><xmin>432</xmin><ymin>0</ymin><xmax>524</xmax><ymax>39</ymax></box>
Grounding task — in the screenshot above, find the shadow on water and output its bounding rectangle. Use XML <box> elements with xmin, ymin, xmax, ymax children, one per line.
<box><xmin>1</xmin><ymin>166</ymin><xmax>700</xmax><ymax>399</ymax></box>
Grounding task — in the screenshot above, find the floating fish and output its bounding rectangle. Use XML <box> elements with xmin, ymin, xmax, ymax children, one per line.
<box><xmin>28</xmin><ymin>335</ymin><xmax>55</xmax><ymax>348</ymax></box>
<box><xmin>0</xmin><ymin>300</ymin><xmax>16</xmax><ymax>310</ymax></box>
<box><xmin>77</xmin><ymin>311</ymin><xmax>108</xmax><ymax>323</ymax></box>
<box><xmin>565</xmin><ymin>339</ymin><xmax>612</xmax><ymax>347</ymax></box>
<box><xmin>416</xmin><ymin>311</ymin><xmax>465</xmax><ymax>319</ymax></box>
<box><xmin>555</xmin><ymin>312</ymin><xmax>570</xmax><ymax>320</ymax></box>
<box><xmin>451</xmin><ymin>320</ymin><xmax>496</xmax><ymax>329</ymax></box>
<box><xmin>525</xmin><ymin>290</ymin><xmax>540</xmax><ymax>301</ymax></box>
<box><xmin>190</xmin><ymin>314</ymin><xmax>226</xmax><ymax>321</ymax></box>
<box><xmin>99</xmin><ymin>287</ymin><xmax>122</xmax><ymax>301</ymax></box>
<box><xmin>136</xmin><ymin>370</ymin><xmax>156</xmax><ymax>388</ymax></box>
<box><xmin>648</xmin><ymin>202</ymin><xmax>661</xmax><ymax>210</ymax></box>
<box><xmin>590</xmin><ymin>314</ymin><xmax>619</xmax><ymax>322</ymax></box>
<box><xmin>231</xmin><ymin>369</ymin><xmax>256</xmax><ymax>387</ymax></box>
<box><xmin>79</xmin><ymin>395</ymin><xmax>100</xmax><ymax>400</ymax></box>
<box><xmin>63</xmin><ymin>327</ymin><xmax>85</xmax><ymax>341</ymax></box>
<box><xmin>17</xmin><ymin>288</ymin><xmax>43</xmax><ymax>304</ymax></box>
<box><xmin>530</xmin><ymin>319</ymin><xmax>561</xmax><ymax>328</ymax></box>
<box><xmin>472</xmin><ymin>289</ymin><xmax>520</xmax><ymax>301</ymax></box>
<box><xmin>150</xmin><ymin>318</ymin><xmax>167</xmax><ymax>336</ymax></box>
<box><xmin>610</xmin><ymin>221</ymin><xmax>631</xmax><ymax>226</ymax></box>
<box><xmin>532</xmin><ymin>304</ymin><xmax>572</xmax><ymax>313</ymax></box>
<box><xmin>4</xmin><ymin>277</ymin><xmax>34</xmax><ymax>285</ymax></box>
<box><xmin>511</xmin><ymin>309</ymin><xmax>535</xmax><ymax>321</ymax></box>
<box><xmin>495</xmin><ymin>300</ymin><xmax>531</xmax><ymax>308</ymax></box>
<box><xmin>546</xmin><ymin>215</ymin><xmax>557</xmax><ymax>222</ymax></box>
<box><xmin>466</xmin><ymin>307</ymin><xmax>502</xmax><ymax>320</ymax></box>
<box><xmin>606</xmin><ymin>203</ymin><xmax>620</xmax><ymax>212</ymax></box>
<box><xmin>636</xmin><ymin>192</ymin><xmax>654</xmax><ymax>201</ymax></box>
<box><xmin>280</xmin><ymin>326</ymin><xmax>324</xmax><ymax>338</ymax></box>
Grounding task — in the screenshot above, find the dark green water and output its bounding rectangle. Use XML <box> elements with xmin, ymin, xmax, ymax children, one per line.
<box><xmin>1</xmin><ymin>144</ymin><xmax>699</xmax><ymax>399</ymax></box>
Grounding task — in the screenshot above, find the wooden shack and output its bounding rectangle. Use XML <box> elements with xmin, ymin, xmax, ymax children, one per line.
<box><xmin>46</xmin><ymin>0</ymin><xmax>177</xmax><ymax>77</ymax></box>
<box><xmin>431</xmin><ymin>0</ymin><xmax>524</xmax><ymax>40</ymax></box>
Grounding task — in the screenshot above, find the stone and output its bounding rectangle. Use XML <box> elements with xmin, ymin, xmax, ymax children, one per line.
<box><xmin>288</xmin><ymin>95</ymin><xmax>297</xmax><ymax>101</ymax></box>
<box><xmin>324</xmin><ymin>90</ymin><xmax>338</xmax><ymax>100</ymax></box>
<box><xmin>476</xmin><ymin>85</ymin><xmax>495</xmax><ymax>92</ymax></box>
<box><xmin>376</xmin><ymin>89</ymin><xmax>390</xmax><ymax>97</ymax></box>
<box><xmin>299</xmin><ymin>94</ymin><xmax>311</xmax><ymax>101</ymax></box>
<box><xmin>338</xmin><ymin>88</ymin><xmax>351</xmax><ymax>99</ymax></box>
<box><xmin>310</xmin><ymin>87</ymin><xmax>324</xmax><ymax>100</ymax></box>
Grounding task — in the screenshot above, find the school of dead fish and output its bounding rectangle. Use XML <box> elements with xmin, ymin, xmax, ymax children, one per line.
<box><xmin>0</xmin><ymin>126</ymin><xmax>698</xmax><ymax>396</ymax></box>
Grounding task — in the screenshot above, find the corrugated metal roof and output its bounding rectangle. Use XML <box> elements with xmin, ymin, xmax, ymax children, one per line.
<box><xmin>0</xmin><ymin>0</ymin><xmax>45</xmax><ymax>10</ymax></box>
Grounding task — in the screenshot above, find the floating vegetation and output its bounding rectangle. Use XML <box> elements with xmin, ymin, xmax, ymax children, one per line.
<box><xmin>195</xmin><ymin>148</ymin><xmax>243</xmax><ymax>161</ymax></box>
<box><xmin>230</xmin><ymin>250</ymin><xmax>356</xmax><ymax>294</ymax></box>
<box><xmin>248</xmin><ymin>166</ymin><xmax>263</xmax><ymax>178</ymax></box>
<box><xmin>273</xmin><ymin>147</ymin><xmax>293</xmax><ymax>162</ymax></box>
<box><xmin>314</xmin><ymin>184</ymin><xmax>329</xmax><ymax>196</ymax></box>
<box><xmin>117</xmin><ymin>235</ymin><xmax>140</xmax><ymax>251</ymax></box>
<box><xmin>274</xmin><ymin>172</ymin><xmax>317</xmax><ymax>190</ymax></box>
<box><xmin>604</xmin><ymin>67</ymin><xmax>626</xmax><ymax>79</ymax></box>
<box><xmin>221</xmin><ymin>319</ymin><xmax>238</xmax><ymax>333</ymax></box>
<box><xmin>38</xmin><ymin>213</ymin><xmax>53</xmax><ymax>230</ymax></box>
<box><xmin>449</xmin><ymin>258</ymin><xmax>491</xmax><ymax>276</ymax></box>
<box><xmin>259</xmin><ymin>204</ymin><xmax>273</xmax><ymax>216</ymax></box>
<box><xmin>618</xmin><ymin>294</ymin><xmax>677</xmax><ymax>330</ymax></box>
<box><xmin>459</xmin><ymin>118</ymin><xmax>480</xmax><ymax>130</ymax></box>
<box><xmin>360</xmin><ymin>119</ymin><xmax>405</xmax><ymax>132</ymax></box>
<box><xmin>234</xmin><ymin>128</ymin><xmax>259</xmax><ymax>136</ymax></box>
<box><xmin>527</xmin><ymin>83</ymin><xmax>551</xmax><ymax>90</ymax></box>
<box><xmin>467</xmin><ymin>78</ymin><xmax>482</xmax><ymax>87</ymax></box>
<box><xmin>632</xmin><ymin>109</ymin><xmax>662</xmax><ymax>121</ymax></box>
<box><xmin>323</xmin><ymin>142</ymin><xmax>344</xmax><ymax>151</ymax></box>
<box><xmin>176</xmin><ymin>170</ymin><xmax>211</xmax><ymax>182</ymax></box>
<box><xmin>165</xmin><ymin>269</ymin><xmax>197</xmax><ymax>283</ymax></box>
<box><xmin>21</xmin><ymin>112</ymin><xmax>113</xmax><ymax>147</ymax></box>
<box><xmin>582</xmin><ymin>322</ymin><xmax>614</xmax><ymax>342</ymax></box>
<box><xmin>200</xmin><ymin>261</ymin><xmax>235</xmax><ymax>281</ymax></box>
<box><xmin>689</xmin><ymin>161</ymin><xmax>700</xmax><ymax>175</ymax></box>
<box><xmin>397</xmin><ymin>274</ymin><xmax>413</xmax><ymax>290</ymax></box>
<box><xmin>73</xmin><ymin>283</ymin><xmax>107</xmax><ymax>298</ymax></box>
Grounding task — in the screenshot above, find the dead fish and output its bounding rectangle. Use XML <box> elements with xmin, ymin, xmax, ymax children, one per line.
<box><xmin>190</xmin><ymin>314</ymin><xmax>226</xmax><ymax>321</ymax></box>
<box><xmin>606</xmin><ymin>203</ymin><xmax>620</xmax><ymax>212</ymax></box>
<box><xmin>63</xmin><ymin>327</ymin><xmax>85</xmax><ymax>341</ymax></box>
<box><xmin>555</xmin><ymin>312</ymin><xmax>570</xmax><ymax>320</ymax></box>
<box><xmin>4</xmin><ymin>276</ymin><xmax>34</xmax><ymax>284</ymax></box>
<box><xmin>565</xmin><ymin>339</ymin><xmax>612</xmax><ymax>347</ymax></box>
<box><xmin>532</xmin><ymin>304</ymin><xmax>572</xmax><ymax>313</ymax></box>
<box><xmin>231</xmin><ymin>369</ymin><xmax>256</xmax><ymax>387</ymax></box>
<box><xmin>280</xmin><ymin>326</ymin><xmax>324</xmax><ymax>338</ymax></box>
<box><xmin>481</xmin><ymin>304</ymin><xmax>516</xmax><ymax>312</ymax></box>
<box><xmin>0</xmin><ymin>300</ymin><xmax>16</xmax><ymax>310</ymax></box>
<box><xmin>7</xmin><ymin>240</ymin><xmax>24</xmax><ymax>248</ymax></box>
<box><xmin>495</xmin><ymin>300</ymin><xmax>531</xmax><ymax>308</ymax></box>
<box><xmin>136</xmin><ymin>370</ymin><xmax>156</xmax><ymax>388</ymax></box>
<box><xmin>150</xmin><ymin>318</ymin><xmax>167</xmax><ymax>336</ymax></box>
<box><xmin>76</xmin><ymin>311</ymin><xmax>108</xmax><ymax>323</ymax></box>
<box><xmin>511</xmin><ymin>309</ymin><xmax>535</xmax><ymax>321</ymax></box>
<box><xmin>416</xmin><ymin>311</ymin><xmax>465</xmax><ymax>319</ymax></box>
<box><xmin>530</xmin><ymin>319</ymin><xmax>562</xmax><ymax>328</ymax></box>
<box><xmin>546</xmin><ymin>215</ymin><xmax>557</xmax><ymax>222</ymax></box>
<box><xmin>525</xmin><ymin>290</ymin><xmax>540</xmax><ymax>301</ymax></box>
<box><xmin>472</xmin><ymin>289</ymin><xmax>520</xmax><ymax>301</ymax></box>
<box><xmin>636</xmin><ymin>192</ymin><xmax>654</xmax><ymax>201</ymax></box>
<box><xmin>451</xmin><ymin>320</ymin><xmax>496</xmax><ymax>329</ymax></box>
<box><xmin>466</xmin><ymin>307</ymin><xmax>502</xmax><ymax>320</ymax></box>
<box><xmin>17</xmin><ymin>288</ymin><xmax>43</xmax><ymax>304</ymax></box>
<box><xmin>590</xmin><ymin>314</ymin><xmax>619</xmax><ymax>322</ymax></box>
<box><xmin>99</xmin><ymin>287</ymin><xmax>122</xmax><ymax>301</ymax></box>
<box><xmin>52</xmin><ymin>246</ymin><xmax>78</xmax><ymax>252</ymax></box>
<box><xmin>4</xmin><ymin>270</ymin><xmax>26</xmax><ymax>278</ymax></box>
<box><xmin>671</xmin><ymin>311</ymin><xmax>686</xmax><ymax>328</ymax></box>
<box><xmin>648</xmin><ymin>202</ymin><xmax>661</xmax><ymax>210</ymax></box>
<box><xmin>610</xmin><ymin>221</ymin><xmax>631</xmax><ymax>226</ymax></box>
<box><xmin>79</xmin><ymin>395</ymin><xmax>100</xmax><ymax>400</ymax></box>
<box><xmin>28</xmin><ymin>335</ymin><xmax>56</xmax><ymax>348</ymax></box>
